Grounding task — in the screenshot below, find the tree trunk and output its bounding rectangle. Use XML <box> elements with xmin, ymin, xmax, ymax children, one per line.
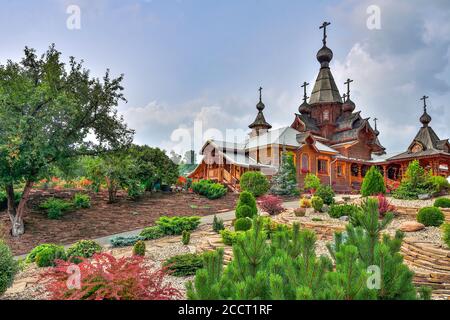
<box><xmin>7</xmin><ymin>181</ymin><xmax>34</xmax><ymax>237</ymax></box>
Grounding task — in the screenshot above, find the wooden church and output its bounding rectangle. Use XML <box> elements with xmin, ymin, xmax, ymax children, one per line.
<box><xmin>188</xmin><ymin>22</ymin><xmax>450</xmax><ymax>193</ymax></box>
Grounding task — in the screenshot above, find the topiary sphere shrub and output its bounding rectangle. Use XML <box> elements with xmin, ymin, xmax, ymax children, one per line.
<box><xmin>361</xmin><ymin>166</ymin><xmax>386</xmax><ymax>197</ymax></box>
<box><xmin>417</xmin><ymin>207</ymin><xmax>445</xmax><ymax>227</ymax></box>
<box><xmin>0</xmin><ymin>240</ymin><xmax>18</xmax><ymax>295</ymax></box>
<box><xmin>133</xmin><ymin>240</ymin><xmax>146</xmax><ymax>256</ymax></box>
<box><xmin>434</xmin><ymin>197</ymin><xmax>450</xmax><ymax>209</ymax></box>
<box><xmin>235</xmin><ymin>191</ymin><xmax>258</xmax><ymax>219</ymax></box>
<box><xmin>67</xmin><ymin>240</ymin><xmax>102</xmax><ymax>264</ymax></box>
<box><xmin>27</xmin><ymin>244</ymin><xmax>67</xmax><ymax>267</ymax></box>
<box><xmin>315</xmin><ymin>185</ymin><xmax>335</xmax><ymax>205</ymax></box>
<box><xmin>239</xmin><ymin>171</ymin><xmax>270</xmax><ymax>197</ymax></box>
<box><xmin>311</xmin><ymin>196</ymin><xmax>324</xmax><ymax>212</ymax></box>
<box><xmin>234</xmin><ymin>217</ymin><xmax>253</xmax><ymax>231</ymax></box>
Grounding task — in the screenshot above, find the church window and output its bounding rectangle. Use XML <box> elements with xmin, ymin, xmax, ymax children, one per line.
<box><xmin>323</xmin><ymin>110</ymin><xmax>330</xmax><ymax>121</ymax></box>
<box><xmin>411</xmin><ymin>143</ymin><xmax>423</xmax><ymax>153</ymax></box>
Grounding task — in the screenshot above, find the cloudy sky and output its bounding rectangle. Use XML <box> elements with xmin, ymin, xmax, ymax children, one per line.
<box><xmin>1</xmin><ymin>0</ymin><xmax>449</xmax><ymax>156</ymax></box>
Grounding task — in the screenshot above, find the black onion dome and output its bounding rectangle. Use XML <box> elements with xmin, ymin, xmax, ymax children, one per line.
<box><xmin>342</xmin><ymin>98</ymin><xmax>356</xmax><ymax>113</ymax></box>
<box><xmin>299</xmin><ymin>101</ymin><xmax>311</xmax><ymax>114</ymax></box>
<box><xmin>316</xmin><ymin>45</ymin><xmax>333</xmax><ymax>68</ymax></box>
<box><xmin>374</xmin><ymin>128</ymin><xmax>380</xmax><ymax>136</ymax></box>
<box><xmin>256</xmin><ymin>100</ymin><xmax>265</xmax><ymax>111</ymax></box>
<box><xmin>420</xmin><ymin>111</ymin><xmax>432</xmax><ymax>127</ymax></box>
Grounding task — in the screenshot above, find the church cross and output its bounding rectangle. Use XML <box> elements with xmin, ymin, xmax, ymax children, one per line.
<box><xmin>342</xmin><ymin>93</ymin><xmax>347</xmax><ymax>102</ymax></box>
<box><xmin>374</xmin><ymin>117</ymin><xmax>378</xmax><ymax>130</ymax></box>
<box><xmin>420</xmin><ymin>95</ymin><xmax>429</xmax><ymax>112</ymax></box>
<box><xmin>259</xmin><ymin>86</ymin><xmax>263</xmax><ymax>102</ymax></box>
<box><xmin>345</xmin><ymin>78</ymin><xmax>353</xmax><ymax>99</ymax></box>
<box><xmin>301</xmin><ymin>82</ymin><xmax>309</xmax><ymax>102</ymax></box>
<box><xmin>319</xmin><ymin>21</ymin><xmax>331</xmax><ymax>46</ymax></box>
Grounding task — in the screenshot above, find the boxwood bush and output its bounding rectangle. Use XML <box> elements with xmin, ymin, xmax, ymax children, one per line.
<box><xmin>26</xmin><ymin>244</ymin><xmax>67</xmax><ymax>267</ymax></box>
<box><xmin>239</xmin><ymin>171</ymin><xmax>270</xmax><ymax>197</ymax></box>
<box><xmin>434</xmin><ymin>197</ymin><xmax>450</xmax><ymax>209</ymax></box>
<box><xmin>234</xmin><ymin>217</ymin><xmax>252</xmax><ymax>231</ymax></box>
<box><xmin>417</xmin><ymin>207</ymin><xmax>445</xmax><ymax>227</ymax></box>
<box><xmin>311</xmin><ymin>196</ymin><xmax>324</xmax><ymax>212</ymax></box>
<box><xmin>220</xmin><ymin>229</ymin><xmax>242</xmax><ymax>246</ymax></box>
<box><xmin>315</xmin><ymin>185</ymin><xmax>335</xmax><ymax>205</ymax></box>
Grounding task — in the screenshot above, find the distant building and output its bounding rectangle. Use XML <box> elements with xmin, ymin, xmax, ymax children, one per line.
<box><xmin>189</xmin><ymin>22</ymin><xmax>450</xmax><ymax>193</ymax></box>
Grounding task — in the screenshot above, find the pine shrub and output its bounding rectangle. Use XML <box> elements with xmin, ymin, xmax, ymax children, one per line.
<box><xmin>110</xmin><ymin>236</ymin><xmax>143</xmax><ymax>248</ymax></box>
<box><xmin>182</xmin><ymin>231</ymin><xmax>191</xmax><ymax>245</ymax></box>
<box><xmin>133</xmin><ymin>240</ymin><xmax>146</xmax><ymax>256</ymax></box>
<box><xmin>328</xmin><ymin>204</ymin><xmax>360</xmax><ymax>219</ymax></box>
<box><xmin>192</xmin><ymin>180</ymin><xmax>227</xmax><ymax>199</ymax></box>
<box><xmin>311</xmin><ymin>196</ymin><xmax>324</xmax><ymax>212</ymax></box>
<box><xmin>0</xmin><ymin>240</ymin><xmax>18</xmax><ymax>295</ymax></box>
<box><xmin>434</xmin><ymin>197</ymin><xmax>450</xmax><ymax>208</ymax></box>
<box><xmin>235</xmin><ymin>191</ymin><xmax>258</xmax><ymax>219</ymax></box>
<box><xmin>442</xmin><ymin>223</ymin><xmax>450</xmax><ymax>248</ymax></box>
<box><xmin>220</xmin><ymin>229</ymin><xmax>242</xmax><ymax>246</ymax></box>
<box><xmin>27</xmin><ymin>244</ymin><xmax>67</xmax><ymax>267</ymax></box>
<box><xmin>240</xmin><ymin>171</ymin><xmax>270</xmax><ymax>197</ymax></box>
<box><xmin>315</xmin><ymin>185</ymin><xmax>335</xmax><ymax>205</ymax></box>
<box><xmin>212</xmin><ymin>215</ymin><xmax>225</xmax><ymax>233</ymax></box>
<box><xmin>67</xmin><ymin>240</ymin><xmax>102</xmax><ymax>264</ymax></box>
<box><xmin>163</xmin><ymin>253</ymin><xmax>203</xmax><ymax>277</ymax></box>
<box><xmin>73</xmin><ymin>193</ymin><xmax>91</xmax><ymax>209</ymax></box>
<box><xmin>270</xmin><ymin>152</ymin><xmax>299</xmax><ymax>196</ymax></box>
<box><xmin>417</xmin><ymin>207</ymin><xmax>445</xmax><ymax>227</ymax></box>
<box><xmin>234</xmin><ymin>217</ymin><xmax>252</xmax><ymax>231</ymax></box>
<box><xmin>140</xmin><ymin>226</ymin><xmax>164</xmax><ymax>240</ymax></box>
<box><xmin>361</xmin><ymin>166</ymin><xmax>386</xmax><ymax>197</ymax></box>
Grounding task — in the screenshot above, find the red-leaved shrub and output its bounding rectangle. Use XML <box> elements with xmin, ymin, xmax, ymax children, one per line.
<box><xmin>39</xmin><ymin>253</ymin><xmax>181</xmax><ymax>300</ymax></box>
<box><xmin>257</xmin><ymin>195</ymin><xmax>284</xmax><ymax>215</ymax></box>
<box><xmin>377</xmin><ymin>193</ymin><xmax>396</xmax><ymax>217</ymax></box>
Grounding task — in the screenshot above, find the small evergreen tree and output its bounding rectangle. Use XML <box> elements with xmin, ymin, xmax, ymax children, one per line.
<box><xmin>394</xmin><ymin>160</ymin><xmax>430</xmax><ymax>199</ymax></box>
<box><xmin>235</xmin><ymin>191</ymin><xmax>258</xmax><ymax>219</ymax></box>
<box><xmin>240</xmin><ymin>171</ymin><xmax>270</xmax><ymax>197</ymax></box>
<box><xmin>361</xmin><ymin>166</ymin><xmax>386</xmax><ymax>197</ymax></box>
<box><xmin>270</xmin><ymin>152</ymin><xmax>299</xmax><ymax>196</ymax></box>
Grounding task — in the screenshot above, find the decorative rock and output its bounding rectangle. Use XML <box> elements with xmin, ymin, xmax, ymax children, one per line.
<box><xmin>339</xmin><ymin>216</ymin><xmax>349</xmax><ymax>222</ymax></box>
<box><xmin>399</xmin><ymin>221</ymin><xmax>425</xmax><ymax>232</ymax></box>
<box><xmin>418</xmin><ymin>194</ymin><xmax>431</xmax><ymax>200</ymax></box>
<box><xmin>322</xmin><ymin>204</ymin><xmax>329</xmax><ymax>213</ymax></box>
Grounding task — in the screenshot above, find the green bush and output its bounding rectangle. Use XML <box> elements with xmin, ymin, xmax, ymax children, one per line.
<box><xmin>67</xmin><ymin>240</ymin><xmax>102</xmax><ymax>264</ymax></box>
<box><xmin>139</xmin><ymin>226</ymin><xmax>164</xmax><ymax>240</ymax></box>
<box><xmin>73</xmin><ymin>193</ymin><xmax>91</xmax><ymax>209</ymax></box>
<box><xmin>27</xmin><ymin>244</ymin><xmax>67</xmax><ymax>267</ymax></box>
<box><xmin>163</xmin><ymin>253</ymin><xmax>203</xmax><ymax>277</ymax></box>
<box><xmin>361</xmin><ymin>166</ymin><xmax>386</xmax><ymax>197</ymax></box>
<box><xmin>427</xmin><ymin>176</ymin><xmax>449</xmax><ymax>194</ymax></box>
<box><xmin>0</xmin><ymin>240</ymin><xmax>18</xmax><ymax>295</ymax></box>
<box><xmin>212</xmin><ymin>215</ymin><xmax>225</xmax><ymax>233</ymax></box>
<box><xmin>417</xmin><ymin>207</ymin><xmax>445</xmax><ymax>227</ymax></box>
<box><xmin>156</xmin><ymin>216</ymin><xmax>201</xmax><ymax>235</ymax></box>
<box><xmin>442</xmin><ymin>223</ymin><xmax>450</xmax><ymax>248</ymax></box>
<box><xmin>393</xmin><ymin>160</ymin><xmax>430</xmax><ymax>199</ymax></box>
<box><xmin>110</xmin><ymin>236</ymin><xmax>143</xmax><ymax>247</ymax></box>
<box><xmin>434</xmin><ymin>197</ymin><xmax>450</xmax><ymax>209</ymax></box>
<box><xmin>311</xmin><ymin>196</ymin><xmax>324</xmax><ymax>212</ymax></box>
<box><xmin>304</xmin><ymin>173</ymin><xmax>321</xmax><ymax>192</ymax></box>
<box><xmin>182</xmin><ymin>231</ymin><xmax>191</xmax><ymax>245</ymax></box>
<box><xmin>220</xmin><ymin>229</ymin><xmax>242</xmax><ymax>246</ymax></box>
<box><xmin>234</xmin><ymin>217</ymin><xmax>252</xmax><ymax>231</ymax></box>
<box><xmin>239</xmin><ymin>171</ymin><xmax>270</xmax><ymax>197</ymax></box>
<box><xmin>329</xmin><ymin>204</ymin><xmax>360</xmax><ymax>219</ymax></box>
<box><xmin>235</xmin><ymin>191</ymin><xmax>258</xmax><ymax>219</ymax></box>
<box><xmin>133</xmin><ymin>240</ymin><xmax>146</xmax><ymax>256</ymax></box>
<box><xmin>192</xmin><ymin>180</ymin><xmax>227</xmax><ymax>200</ymax></box>
<box><xmin>39</xmin><ymin>198</ymin><xmax>73</xmax><ymax>219</ymax></box>
<box><xmin>315</xmin><ymin>185</ymin><xmax>335</xmax><ymax>205</ymax></box>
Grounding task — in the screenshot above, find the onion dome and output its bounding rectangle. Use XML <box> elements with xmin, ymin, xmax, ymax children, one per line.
<box><xmin>316</xmin><ymin>45</ymin><xmax>333</xmax><ymax>68</ymax></box>
<box><xmin>299</xmin><ymin>101</ymin><xmax>311</xmax><ymax>114</ymax></box>
<box><xmin>249</xmin><ymin>87</ymin><xmax>272</xmax><ymax>130</ymax></box>
<box><xmin>256</xmin><ymin>99</ymin><xmax>265</xmax><ymax>111</ymax></box>
<box><xmin>342</xmin><ymin>98</ymin><xmax>356</xmax><ymax>113</ymax></box>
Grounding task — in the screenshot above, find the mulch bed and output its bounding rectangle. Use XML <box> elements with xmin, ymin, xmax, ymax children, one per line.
<box><xmin>0</xmin><ymin>189</ymin><xmax>238</xmax><ymax>255</ymax></box>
